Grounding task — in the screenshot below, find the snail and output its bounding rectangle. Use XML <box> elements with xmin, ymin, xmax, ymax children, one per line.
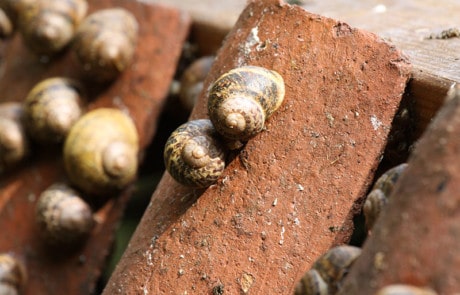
<box><xmin>35</xmin><ymin>183</ymin><xmax>94</xmax><ymax>245</ymax></box>
<box><xmin>23</xmin><ymin>77</ymin><xmax>84</xmax><ymax>144</ymax></box>
<box><xmin>63</xmin><ymin>108</ymin><xmax>139</xmax><ymax>197</ymax></box>
<box><xmin>0</xmin><ymin>102</ymin><xmax>29</xmax><ymax>173</ymax></box>
<box><xmin>19</xmin><ymin>0</ymin><xmax>88</xmax><ymax>56</ymax></box>
<box><xmin>164</xmin><ymin>119</ymin><xmax>226</xmax><ymax>188</ymax></box>
<box><xmin>0</xmin><ymin>8</ymin><xmax>13</xmax><ymax>38</ymax></box>
<box><xmin>375</xmin><ymin>284</ymin><xmax>438</xmax><ymax>295</ymax></box>
<box><xmin>179</xmin><ymin>56</ymin><xmax>215</xmax><ymax>112</ymax></box>
<box><xmin>72</xmin><ymin>8</ymin><xmax>138</xmax><ymax>82</ymax></box>
<box><xmin>363</xmin><ymin>163</ymin><xmax>408</xmax><ymax>230</ymax></box>
<box><xmin>0</xmin><ymin>253</ymin><xmax>27</xmax><ymax>295</ymax></box>
<box><xmin>294</xmin><ymin>245</ymin><xmax>362</xmax><ymax>295</ymax></box>
<box><xmin>207</xmin><ymin>65</ymin><xmax>285</xmax><ymax>141</ymax></box>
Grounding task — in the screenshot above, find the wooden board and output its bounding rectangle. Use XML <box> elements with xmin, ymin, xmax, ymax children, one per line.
<box><xmin>0</xmin><ymin>1</ymin><xmax>190</xmax><ymax>294</ymax></box>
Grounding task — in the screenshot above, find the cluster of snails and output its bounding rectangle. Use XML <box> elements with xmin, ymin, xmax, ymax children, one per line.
<box><xmin>1</xmin><ymin>0</ymin><xmax>138</xmax><ymax>83</ymax></box>
<box><xmin>294</xmin><ymin>245</ymin><xmax>362</xmax><ymax>295</ymax></box>
<box><xmin>164</xmin><ymin>65</ymin><xmax>286</xmax><ymax>187</ymax></box>
<box><xmin>0</xmin><ymin>253</ymin><xmax>27</xmax><ymax>295</ymax></box>
<box><xmin>363</xmin><ymin>163</ymin><xmax>408</xmax><ymax>231</ymax></box>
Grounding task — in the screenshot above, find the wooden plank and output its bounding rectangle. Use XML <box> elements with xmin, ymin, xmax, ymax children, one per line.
<box><xmin>0</xmin><ymin>1</ymin><xmax>190</xmax><ymax>294</ymax></box>
<box><xmin>103</xmin><ymin>0</ymin><xmax>411</xmax><ymax>293</ymax></box>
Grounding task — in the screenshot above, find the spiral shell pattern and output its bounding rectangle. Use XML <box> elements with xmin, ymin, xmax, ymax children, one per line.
<box><xmin>64</xmin><ymin>108</ymin><xmax>139</xmax><ymax>197</ymax></box>
<box><xmin>208</xmin><ymin>66</ymin><xmax>285</xmax><ymax>141</ymax></box>
<box><xmin>164</xmin><ymin>119</ymin><xmax>226</xmax><ymax>188</ymax></box>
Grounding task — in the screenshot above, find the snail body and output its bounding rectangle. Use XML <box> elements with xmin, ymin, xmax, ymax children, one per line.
<box><xmin>19</xmin><ymin>0</ymin><xmax>88</xmax><ymax>56</ymax></box>
<box><xmin>375</xmin><ymin>285</ymin><xmax>438</xmax><ymax>295</ymax></box>
<box><xmin>35</xmin><ymin>183</ymin><xmax>94</xmax><ymax>245</ymax></box>
<box><xmin>294</xmin><ymin>245</ymin><xmax>362</xmax><ymax>295</ymax></box>
<box><xmin>0</xmin><ymin>254</ymin><xmax>26</xmax><ymax>295</ymax></box>
<box><xmin>0</xmin><ymin>103</ymin><xmax>29</xmax><ymax>173</ymax></box>
<box><xmin>164</xmin><ymin>119</ymin><xmax>226</xmax><ymax>188</ymax></box>
<box><xmin>208</xmin><ymin>65</ymin><xmax>285</xmax><ymax>141</ymax></box>
<box><xmin>363</xmin><ymin>163</ymin><xmax>408</xmax><ymax>230</ymax></box>
<box><xmin>72</xmin><ymin>8</ymin><xmax>138</xmax><ymax>82</ymax></box>
<box><xmin>23</xmin><ymin>77</ymin><xmax>84</xmax><ymax>144</ymax></box>
<box><xmin>64</xmin><ymin>108</ymin><xmax>139</xmax><ymax>196</ymax></box>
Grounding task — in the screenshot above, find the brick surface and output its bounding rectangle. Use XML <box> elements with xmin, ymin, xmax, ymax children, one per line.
<box><xmin>339</xmin><ymin>85</ymin><xmax>460</xmax><ymax>294</ymax></box>
<box><xmin>0</xmin><ymin>1</ymin><xmax>190</xmax><ymax>294</ymax></box>
<box><xmin>104</xmin><ymin>0</ymin><xmax>411</xmax><ymax>294</ymax></box>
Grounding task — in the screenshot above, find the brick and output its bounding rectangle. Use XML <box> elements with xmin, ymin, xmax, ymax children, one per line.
<box><xmin>339</xmin><ymin>85</ymin><xmax>460</xmax><ymax>294</ymax></box>
<box><xmin>104</xmin><ymin>0</ymin><xmax>410</xmax><ymax>293</ymax></box>
<box><xmin>0</xmin><ymin>1</ymin><xmax>190</xmax><ymax>294</ymax></box>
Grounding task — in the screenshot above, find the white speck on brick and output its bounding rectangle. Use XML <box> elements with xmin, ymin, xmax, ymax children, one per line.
<box><xmin>370</xmin><ymin>115</ymin><xmax>382</xmax><ymax>131</ymax></box>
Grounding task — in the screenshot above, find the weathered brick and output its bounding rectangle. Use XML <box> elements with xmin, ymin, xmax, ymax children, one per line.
<box><xmin>105</xmin><ymin>0</ymin><xmax>411</xmax><ymax>293</ymax></box>
<box><xmin>0</xmin><ymin>1</ymin><xmax>190</xmax><ymax>294</ymax></box>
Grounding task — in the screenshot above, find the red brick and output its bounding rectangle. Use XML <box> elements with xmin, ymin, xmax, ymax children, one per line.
<box><xmin>0</xmin><ymin>1</ymin><xmax>190</xmax><ymax>294</ymax></box>
<box><xmin>104</xmin><ymin>0</ymin><xmax>411</xmax><ymax>293</ymax></box>
<box><xmin>339</xmin><ymin>85</ymin><xmax>460</xmax><ymax>294</ymax></box>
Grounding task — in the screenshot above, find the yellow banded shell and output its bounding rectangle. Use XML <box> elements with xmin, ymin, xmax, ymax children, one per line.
<box><xmin>72</xmin><ymin>8</ymin><xmax>138</xmax><ymax>82</ymax></box>
<box><xmin>23</xmin><ymin>77</ymin><xmax>84</xmax><ymax>144</ymax></box>
<box><xmin>208</xmin><ymin>65</ymin><xmax>285</xmax><ymax>141</ymax></box>
<box><xmin>164</xmin><ymin>119</ymin><xmax>226</xmax><ymax>188</ymax></box>
<box><xmin>64</xmin><ymin>108</ymin><xmax>139</xmax><ymax>196</ymax></box>
<box><xmin>19</xmin><ymin>0</ymin><xmax>88</xmax><ymax>56</ymax></box>
<box><xmin>0</xmin><ymin>102</ymin><xmax>29</xmax><ymax>173</ymax></box>
<box><xmin>35</xmin><ymin>183</ymin><xmax>94</xmax><ymax>245</ymax></box>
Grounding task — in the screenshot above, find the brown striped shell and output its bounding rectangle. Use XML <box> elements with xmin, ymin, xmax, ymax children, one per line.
<box><xmin>0</xmin><ymin>102</ymin><xmax>29</xmax><ymax>173</ymax></box>
<box><xmin>72</xmin><ymin>8</ymin><xmax>138</xmax><ymax>82</ymax></box>
<box><xmin>363</xmin><ymin>163</ymin><xmax>408</xmax><ymax>230</ymax></box>
<box><xmin>63</xmin><ymin>108</ymin><xmax>139</xmax><ymax>197</ymax></box>
<box><xmin>0</xmin><ymin>253</ymin><xmax>27</xmax><ymax>295</ymax></box>
<box><xmin>35</xmin><ymin>183</ymin><xmax>94</xmax><ymax>245</ymax></box>
<box><xmin>164</xmin><ymin>119</ymin><xmax>226</xmax><ymax>188</ymax></box>
<box><xmin>23</xmin><ymin>77</ymin><xmax>84</xmax><ymax>144</ymax></box>
<box><xmin>179</xmin><ymin>56</ymin><xmax>214</xmax><ymax>111</ymax></box>
<box><xmin>208</xmin><ymin>66</ymin><xmax>285</xmax><ymax>141</ymax></box>
<box><xmin>294</xmin><ymin>245</ymin><xmax>362</xmax><ymax>295</ymax></box>
<box><xmin>19</xmin><ymin>0</ymin><xmax>87</xmax><ymax>56</ymax></box>
<box><xmin>375</xmin><ymin>285</ymin><xmax>438</xmax><ymax>295</ymax></box>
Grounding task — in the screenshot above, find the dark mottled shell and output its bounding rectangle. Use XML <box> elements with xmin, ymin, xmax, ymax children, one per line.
<box><xmin>208</xmin><ymin>66</ymin><xmax>285</xmax><ymax>141</ymax></box>
<box><xmin>0</xmin><ymin>102</ymin><xmax>29</xmax><ymax>173</ymax></box>
<box><xmin>35</xmin><ymin>183</ymin><xmax>94</xmax><ymax>245</ymax></box>
<box><xmin>364</xmin><ymin>163</ymin><xmax>408</xmax><ymax>230</ymax></box>
<box><xmin>164</xmin><ymin>119</ymin><xmax>226</xmax><ymax>188</ymax></box>
<box><xmin>23</xmin><ymin>77</ymin><xmax>84</xmax><ymax>144</ymax></box>
<box><xmin>72</xmin><ymin>8</ymin><xmax>138</xmax><ymax>82</ymax></box>
<box><xmin>20</xmin><ymin>0</ymin><xmax>87</xmax><ymax>55</ymax></box>
<box><xmin>375</xmin><ymin>284</ymin><xmax>438</xmax><ymax>295</ymax></box>
<box><xmin>0</xmin><ymin>253</ymin><xmax>27</xmax><ymax>295</ymax></box>
<box><xmin>294</xmin><ymin>269</ymin><xmax>328</xmax><ymax>295</ymax></box>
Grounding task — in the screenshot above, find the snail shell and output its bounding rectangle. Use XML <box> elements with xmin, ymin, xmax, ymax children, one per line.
<box><xmin>164</xmin><ymin>119</ymin><xmax>226</xmax><ymax>188</ymax></box>
<box><xmin>35</xmin><ymin>183</ymin><xmax>94</xmax><ymax>245</ymax></box>
<box><xmin>0</xmin><ymin>253</ymin><xmax>27</xmax><ymax>295</ymax></box>
<box><xmin>208</xmin><ymin>65</ymin><xmax>285</xmax><ymax>141</ymax></box>
<box><xmin>294</xmin><ymin>269</ymin><xmax>328</xmax><ymax>295</ymax></box>
<box><xmin>63</xmin><ymin>108</ymin><xmax>139</xmax><ymax>196</ymax></box>
<box><xmin>23</xmin><ymin>77</ymin><xmax>84</xmax><ymax>144</ymax></box>
<box><xmin>72</xmin><ymin>8</ymin><xmax>138</xmax><ymax>82</ymax></box>
<box><xmin>375</xmin><ymin>285</ymin><xmax>438</xmax><ymax>295</ymax></box>
<box><xmin>295</xmin><ymin>245</ymin><xmax>361</xmax><ymax>295</ymax></box>
<box><xmin>0</xmin><ymin>102</ymin><xmax>29</xmax><ymax>173</ymax></box>
<box><xmin>0</xmin><ymin>8</ymin><xmax>13</xmax><ymax>38</ymax></box>
<box><xmin>19</xmin><ymin>0</ymin><xmax>88</xmax><ymax>56</ymax></box>
<box><xmin>363</xmin><ymin>163</ymin><xmax>408</xmax><ymax>230</ymax></box>
<box><xmin>179</xmin><ymin>56</ymin><xmax>214</xmax><ymax>111</ymax></box>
